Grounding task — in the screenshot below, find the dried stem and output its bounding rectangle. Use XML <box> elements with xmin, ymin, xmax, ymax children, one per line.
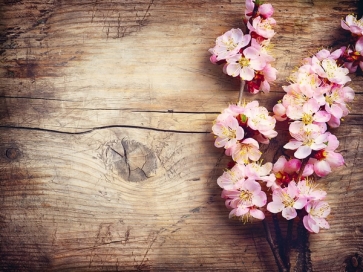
<box><xmin>272</xmin><ymin>214</ymin><xmax>288</xmax><ymax>269</ymax></box>
<box><xmin>284</xmin><ymin>219</ymin><xmax>294</xmax><ymax>271</ymax></box>
<box><xmin>237</xmin><ymin>79</ymin><xmax>246</xmax><ymax>106</ymax></box>
<box><xmin>297</xmin><ymin>158</ymin><xmax>308</xmax><ymax>181</ymax></box>
<box><xmin>262</xmin><ymin>219</ymin><xmax>288</xmax><ymax>272</ymax></box>
<box><xmin>295</xmin><ymin>219</ymin><xmax>313</xmax><ymax>272</ymax></box>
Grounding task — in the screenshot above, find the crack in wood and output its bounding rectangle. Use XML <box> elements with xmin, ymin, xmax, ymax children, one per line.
<box><xmin>104</xmin><ymin>138</ymin><xmax>158</xmax><ymax>182</ymax></box>
<box><xmin>0</xmin><ymin>125</ymin><xmax>211</xmax><ymax>135</ymax></box>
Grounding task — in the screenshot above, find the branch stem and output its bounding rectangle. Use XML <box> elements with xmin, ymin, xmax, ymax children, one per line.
<box><xmin>262</xmin><ymin>219</ymin><xmax>288</xmax><ymax>272</ymax></box>
<box><xmin>238</xmin><ymin>79</ymin><xmax>246</xmax><ymax>106</ymax></box>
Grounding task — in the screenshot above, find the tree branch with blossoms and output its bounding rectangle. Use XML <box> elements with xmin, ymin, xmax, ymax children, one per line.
<box><xmin>209</xmin><ymin>0</ymin><xmax>361</xmax><ymax>271</ymax></box>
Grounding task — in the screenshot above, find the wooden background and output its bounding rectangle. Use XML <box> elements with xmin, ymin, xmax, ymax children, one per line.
<box><xmin>0</xmin><ymin>0</ymin><xmax>362</xmax><ymax>271</ymax></box>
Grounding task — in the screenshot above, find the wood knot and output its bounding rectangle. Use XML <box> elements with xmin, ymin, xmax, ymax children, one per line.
<box><xmin>103</xmin><ymin>138</ymin><xmax>157</xmax><ymax>182</ymax></box>
<box><xmin>5</xmin><ymin>147</ymin><xmax>21</xmax><ymax>160</ymax></box>
<box><xmin>343</xmin><ymin>253</ymin><xmax>363</xmax><ymax>272</ymax></box>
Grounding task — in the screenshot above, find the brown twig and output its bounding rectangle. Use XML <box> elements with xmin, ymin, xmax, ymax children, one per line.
<box><xmin>284</xmin><ymin>219</ymin><xmax>294</xmax><ymax>271</ymax></box>
<box><xmin>272</xmin><ymin>214</ymin><xmax>287</xmax><ymax>267</ymax></box>
<box><xmin>237</xmin><ymin>79</ymin><xmax>246</xmax><ymax>106</ymax></box>
<box><xmin>295</xmin><ymin>219</ymin><xmax>313</xmax><ymax>272</ymax></box>
<box><xmin>262</xmin><ymin>219</ymin><xmax>288</xmax><ymax>272</ymax></box>
<box><xmin>297</xmin><ymin>158</ymin><xmax>308</xmax><ymax>182</ymax></box>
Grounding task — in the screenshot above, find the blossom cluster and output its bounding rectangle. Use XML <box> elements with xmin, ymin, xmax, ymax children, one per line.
<box><xmin>209</xmin><ymin>0</ymin><xmax>277</xmax><ymax>94</ymax></box>
<box><xmin>341</xmin><ymin>14</ymin><xmax>363</xmax><ymax>72</ymax></box>
<box><xmin>212</xmin><ymin>101</ymin><xmax>277</xmax><ymax>221</ymax></box>
<box><xmin>210</xmin><ymin>2</ymin><xmax>358</xmax><ymax>234</ymax></box>
<box><xmin>266</xmin><ymin>14</ymin><xmax>359</xmax><ymax>232</ymax></box>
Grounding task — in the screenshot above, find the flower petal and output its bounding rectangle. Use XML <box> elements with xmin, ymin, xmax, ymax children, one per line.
<box><xmin>294</xmin><ymin>145</ymin><xmax>312</xmax><ymax>159</ymax></box>
<box><xmin>282</xmin><ymin>207</ymin><xmax>297</xmax><ymax>220</ymax></box>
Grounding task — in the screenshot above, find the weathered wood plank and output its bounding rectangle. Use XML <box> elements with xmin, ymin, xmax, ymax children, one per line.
<box><xmin>1</xmin><ymin>0</ymin><xmax>362</xmax><ymax>271</ymax></box>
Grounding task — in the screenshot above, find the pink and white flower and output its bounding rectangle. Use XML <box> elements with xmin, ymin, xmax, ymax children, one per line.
<box><xmin>245</xmin><ymin>0</ymin><xmax>274</xmax><ymax>19</ymax></box>
<box><xmin>324</xmin><ymin>85</ymin><xmax>354</xmax><ymax>127</ymax></box>
<box><xmin>267</xmin><ymin>181</ymin><xmax>307</xmax><ymax>220</ymax></box>
<box><xmin>217</xmin><ymin>163</ymin><xmax>248</xmax><ymax>190</ymax></box>
<box><xmin>223</xmin><ymin>179</ymin><xmax>267</xmax><ymax>220</ymax></box>
<box><xmin>309</xmin><ymin>133</ymin><xmax>344</xmax><ymax>177</ymax></box>
<box><xmin>245</xmin><ymin>161</ymin><xmax>276</xmax><ymax>185</ymax></box>
<box><xmin>320</xmin><ymin>58</ymin><xmax>351</xmax><ymax>85</ymax></box>
<box><xmin>297</xmin><ymin>179</ymin><xmax>327</xmax><ymax>201</ymax></box>
<box><xmin>209</xmin><ymin>29</ymin><xmax>251</xmax><ymax>62</ymax></box>
<box><xmin>341</xmin><ymin>14</ymin><xmax>363</xmax><ymax>36</ymax></box>
<box><xmin>284</xmin><ymin>127</ymin><xmax>329</xmax><ymax>159</ymax></box>
<box><xmin>272</xmin><ymin>156</ymin><xmax>301</xmax><ymax>189</ymax></box>
<box><xmin>244</xmin><ymin>102</ymin><xmax>278</xmax><ymax>143</ymax></box>
<box><xmin>260</xmin><ymin>63</ymin><xmax>278</xmax><ymax>93</ymax></box>
<box><xmin>303</xmin><ymin>200</ymin><xmax>331</xmax><ymax>233</ymax></box>
<box><xmin>286</xmin><ymin>98</ymin><xmax>330</xmax><ymax>127</ymax></box>
<box><xmin>247</xmin><ymin>16</ymin><xmax>276</xmax><ymax>39</ymax></box>
<box><xmin>225</xmin><ymin>46</ymin><xmax>267</xmax><ymax>80</ymax></box>
<box><xmin>212</xmin><ymin>113</ymin><xmax>244</xmax><ymax>149</ymax></box>
<box><xmin>231</xmin><ymin>138</ymin><xmax>262</xmax><ymax>164</ymax></box>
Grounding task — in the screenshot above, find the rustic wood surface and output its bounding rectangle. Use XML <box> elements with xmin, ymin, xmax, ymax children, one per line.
<box><xmin>0</xmin><ymin>0</ymin><xmax>362</xmax><ymax>271</ymax></box>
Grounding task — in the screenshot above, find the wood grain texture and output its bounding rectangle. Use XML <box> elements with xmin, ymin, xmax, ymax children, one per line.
<box><xmin>0</xmin><ymin>0</ymin><xmax>362</xmax><ymax>271</ymax></box>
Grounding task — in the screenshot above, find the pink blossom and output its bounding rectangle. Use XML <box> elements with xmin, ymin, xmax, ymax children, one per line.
<box><xmin>341</xmin><ymin>37</ymin><xmax>363</xmax><ymax>73</ymax></box>
<box><xmin>273</xmin><ymin>103</ymin><xmax>287</xmax><ymax>121</ymax></box>
<box><xmin>297</xmin><ymin>179</ymin><xmax>327</xmax><ymax>201</ymax></box>
<box><xmin>245</xmin><ymin>0</ymin><xmax>274</xmax><ymax>19</ymax></box>
<box><xmin>273</xmin><ymin>156</ymin><xmax>301</xmax><ymax>175</ymax></box>
<box><xmin>309</xmin><ymin>133</ymin><xmax>344</xmax><ymax>177</ymax></box>
<box><xmin>341</xmin><ymin>14</ymin><xmax>363</xmax><ymax>36</ymax></box>
<box><xmin>324</xmin><ymin>85</ymin><xmax>355</xmax><ymax>128</ymax></box>
<box><xmin>247</xmin><ymin>16</ymin><xmax>276</xmax><ymax>39</ymax></box>
<box><xmin>303</xmin><ymin>200</ymin><xmax>330</xmax><ymax>233</ymax></box>
<box><xmin>250</xmin><ymin>38</ymin><xmax>275</xmax><ymax>63</ymax></box>
<box><xmin>209</xmin><ymin>29</ymin><xmax>251</xmax><ymax>61</ymax></box>
<box><xmin>267</xmin><ymin>181</ymin><xmax>307</xmax><ymax>220</ymax></box>
<box><xmin>212</xmin><ymin>114</ymin><xmax>244</xmax><ymax>149</ymax></box>
<box><xmin>244</xmin><ymin>0</ymin><xmax>255</xmax><ymax>19</ymax></box>
<box><xmin>284</xmin><ymin>127</ymin><xmax>329</xmax><ymax>159</ymax></box>
<box><xmin>320</xmin><ymin>58</ymin><xmax>351</xmax><ymax>85</ymax></box>
<box><xmin>217</xmin><ymin>163</ymin><xmax>248</xmax><ymax>190</ymax></box>
<box><xmin>225</xmin><ymin>46</ymin><xmax>266</xmax><ymax>80</ymax></box>
<box><xmin>315</xmin><ymin>48</ymin><xmax>343</xmax><ymax>61</ymax></box>
<box><xmin>231</xmin><ymin>138</ymin><xmax>261</xmax><ymax>164</ymax></box>
<box><xmin>244</xmin><ymin>102</ymin><xmax>277</xmax><ymax>143</ymax></box>
<box><xmin>353</xmin><ymin>36</ymin><xmax>363</xmax><ymax>71</ymax></box>
<box><xmin>289</xmin><ymin>64</ymin><xmax>322</xmax><ymax>88</ymax></box>
<box><xmin>286</xmin><ymin>98</ymin><xmax>330</xmax><ymax>126</ymax></box>
<box><xmin>272</xmin><ymin>156</ymin><xmax>301</xmax><ymax>188</ymax></box>
<box><xmin>245</xmin><ymin>161</ymin><xmax>276</xmax><ymax>185</ymax></box>
<box><xmin>223</xmin><ymin>179</ymin><xmax>267</xmax><ymax>220</ymax></box>
<box><xmin>258</xmin><ymin>3</ymin><xmax>274</xmax><ymax>19</ymax></box>
<box><xmin>282</xmin><ymin>83</ymin><xmax>315</xmax><ymax>110</ymax></box>
<box><xmin>260</xmin><ymin>63</ymin><xmax>278</xmax><ymax>93</ymax></box>
<box><xmin>221</xmin><ymin>104</ymin><xmax>246</xmax><ymax>117</ymax></box>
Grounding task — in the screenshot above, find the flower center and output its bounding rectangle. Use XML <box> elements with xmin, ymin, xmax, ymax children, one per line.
<box><xmin>239</xmin><ymin>57</ymin><xmax>250</xmax><ymax>67</ymax></box>
<box><xmin>310</xmin><ymin>203</ymin><xmax>330</xmax><ymax>217</ymax></box>
<box><xmin>325</xmin><ymin>91</ymin><xmax>339</xmax><ymax>105</ymax></box>
<box><xmin>352</xmin><ymin>16</ymin><xmax>363</xmax><ymax>28</ymax></box>
<box><xmin>239</xmin><ymin>190</ymin><xmax>253</xmax><ymax>203</ymax></box>
<box><xmin>222</xmin><ymin>127</ymin><xmax>237</xmax><ymax>139</ymax></box>
<box><xmin>225</xmin><ymin>38</ymin><xmax>237</xmax><ymax>51</ymax></box>
<box><xmin>302</xmin><ymin>113</ymin><xmax>313</xmax><ymax>125</ymax></box>
<box><xmin>313</xmin><ymin>149</ymin><xmax>327</xmax><ymax>160</ymax></box>
<box><xmin>282</xmin><ymin>192</ymin><xmax>295</xmax><ymax>207</ymax></box>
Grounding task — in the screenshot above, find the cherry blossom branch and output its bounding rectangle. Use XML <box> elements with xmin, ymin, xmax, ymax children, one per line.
<box><xmin>209</xmin><ymin>1</ymin><xmax>361</xmax><ymax>271</ymax></box>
